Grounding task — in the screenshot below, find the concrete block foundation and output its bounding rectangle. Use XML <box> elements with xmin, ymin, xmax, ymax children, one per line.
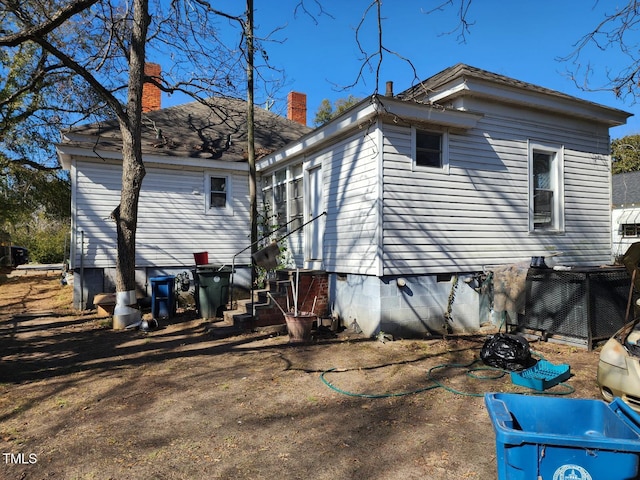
<box><xmin>330</xmin><ymin>272</ymin><xmax>482</xmax><ymax>338</ymax></box>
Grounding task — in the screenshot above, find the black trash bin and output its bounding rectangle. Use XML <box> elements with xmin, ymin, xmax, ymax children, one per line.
<box><xmin>11</xmin><ymin>246</ymin><xmax>28</xmax><ymax>266</ymax></box>
<box><xmin>194</xmin><ymin>266</ymin><xmax>232</xmax><ymax>319</ymax></box>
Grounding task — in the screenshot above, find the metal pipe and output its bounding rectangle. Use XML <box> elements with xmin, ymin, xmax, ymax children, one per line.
<box><xmin>267</xmin><ymin>292</ymin><xmax>286</xmax><ymax>316</ymax></box>
<box><xmin>228</xmin><ymin>211</ymin><xmax>326</xmax><ymax>310</ymax></box>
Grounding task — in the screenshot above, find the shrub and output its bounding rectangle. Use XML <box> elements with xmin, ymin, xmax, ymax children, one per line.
<box><xmin>12</xmin><ymin>222</ymin><xmax>69</xmax><ymax>264</ymax></box>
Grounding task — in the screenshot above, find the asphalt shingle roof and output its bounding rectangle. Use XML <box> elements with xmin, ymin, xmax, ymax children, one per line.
<box><xmin>63</xmin><ymin>97</ymin><xmax>312</xmax><ymax>162</ymax></box>
<box><xmin>613</xmin><ymin>171</ymin><xmax>640</xmax><ymax>206</ymax></box>
<box><xmin>398</xmin><ymin>63</ymin><xmax>577</xmax><ymax>101</ymax></box>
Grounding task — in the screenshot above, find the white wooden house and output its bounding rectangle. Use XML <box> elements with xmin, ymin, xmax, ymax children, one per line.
<box><xmin>256</xmin><ymin>64</ymin><xmax>631</xmax><ymax>337</ymax></box>
<box><xmin>58</xmin><ymin>95</ymin><xmax>310</xmax><ymax>309</ymax></box>
<box><xmin>612</xmin><ymin>170</ymin><xmax>640</xmax><ymax>262</ymax></box>
<box><xmin>60</xmin><ymin>63</ymin><xmax>631</xmax><ymax>337</ymax></box>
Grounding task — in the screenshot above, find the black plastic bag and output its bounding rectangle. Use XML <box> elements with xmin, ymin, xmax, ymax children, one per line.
<box><xmin>480</xmin><ymin>333</ymin><xmax>536</xmax><ymax>371</ymax></box>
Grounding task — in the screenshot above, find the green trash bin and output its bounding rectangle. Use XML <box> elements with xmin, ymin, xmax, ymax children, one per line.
<box><xmin>195</xmin><ymin>266</ymin><xmax>231</xmax><ymax>319</ymax></box>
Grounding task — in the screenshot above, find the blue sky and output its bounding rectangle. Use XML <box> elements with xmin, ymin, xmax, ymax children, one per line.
<box><xmin>164</xmin><ymin>1</ymin><xmax>640</xmax><ymax>138</ymax></box>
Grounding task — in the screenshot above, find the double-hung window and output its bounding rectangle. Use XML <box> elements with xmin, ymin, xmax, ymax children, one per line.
<box><xmin>412</xmin><ymin>127</ymin><xmax>449</xmax><ymax>172</ymax></box>
<box><xmin>205</xmin><ymin>173</ymin><xmax>233</xmax><ymax>215</ymax></box>
<box><xmin>529</xmin><ymin>142</ymin><xmax>564</xmax><ymax>232</ymax></box>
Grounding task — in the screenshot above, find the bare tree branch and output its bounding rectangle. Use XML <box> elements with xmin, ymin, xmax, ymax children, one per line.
<box><xmin>293</xmin><ymin>0</ymin><xmax>334</xmax><ymax>25</ymax></box>
<box><xmin>423</xmin><ymin>0</ymin><xmax>475</xmax><ymax>43</ymax></box>
<box><xmin>0</xmin><ymin>0</ymin><xmax>100</xmax><ymax>47</ymax></box>
<box><xmin>32</xmin><ymin>35</ymin><xmax>127</xmax><ymax>125</ymax></box>
<box><xmin>341</xmin><ymin>0</ymin><xmax>419</xmax><ymax>94</ymax></box>
<box><xmin>559</xmin><ymin>1</ymin><xmax>640</xmax><ymax>101</ymax></box>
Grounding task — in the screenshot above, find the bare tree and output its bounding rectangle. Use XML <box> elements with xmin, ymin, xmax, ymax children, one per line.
<box><xmin>560</xmin><ymin>1</ymin><xmax>640</xmax><ymax>102</ymax></box>
<box><xmin>0</xmin><ymin>0</ymin><xmax>150</xmax><ymax>301</ymax></box>
<box><xmin>430</xmin><ymin>1</ymin><xmax>640</xmax><ymax>102</ymax></box>
<box><xmin>0</xmin><ymin>0</ymin><xmax>249</xmax><ymax>315</ymax></box>
<box><xmin>327</xmin><ymin>0</ymin><xmax>473</xmax><ymax>94</ymax></box>
<box><xmin>338</xmin><ymin>1</ymin><xmax>421</xmax><ymax>93</ymax></box>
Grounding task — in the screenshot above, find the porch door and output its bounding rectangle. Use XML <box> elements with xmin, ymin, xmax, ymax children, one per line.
<box><xmin>305</xmin><ymin>166</ymin><xmax>324</xmax><ymax>269</ymax></box>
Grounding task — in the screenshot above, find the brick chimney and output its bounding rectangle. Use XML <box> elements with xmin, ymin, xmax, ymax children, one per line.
<box><xmin>287</xmin><ymin>91</ymin><xmax>307</xmax><ymax>125</ymax></box>
<box><xmin>385</xmin><ymin>81</ymin><xmax>394</xmax><ymax>97</ymax></box>
<box><xmin>142</xmin><ymin>63</ymin><xmax>162</xmax><ymax>112</ymax></box>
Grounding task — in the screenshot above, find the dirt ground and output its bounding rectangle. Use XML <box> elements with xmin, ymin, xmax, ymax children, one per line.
<box><xmin>0</xmin><ymin>271</ymin><xmax>603</xmax><ymax>480</ymax></box>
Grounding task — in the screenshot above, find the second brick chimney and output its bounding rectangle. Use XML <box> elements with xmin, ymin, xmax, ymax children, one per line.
<box><xmin>142</xmin><ymin>63</ymin><xmax>162</xmax><ymax>113</ymax></box>
<box><xmin>287</xmin><ymin>91</ymin><xmax>307</xmax><ymax>126</ymax></box>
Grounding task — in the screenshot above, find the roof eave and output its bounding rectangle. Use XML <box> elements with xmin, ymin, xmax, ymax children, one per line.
<box><xmin>257</xmin><ymin>98</ymin><xmax>380</xmax><ymax>170</ymax></box>
<box><xmin>375</xmin><ymin>95</ymin><xmax>483</xmax><ymax>129</ymax></box>
<box><xmin>427</xmin><ymin>77</ymin><xmax>632</xmax><ymax>127</ymax></box>
<box><xmin>56</xmin><ymin>143</ymin><xmax>249</xmax><ymax>172</ymax></box>
<box><xmin>257</xmin><ymin>95</ymin><xmax>482</xmax><ymax>170</ymax></box>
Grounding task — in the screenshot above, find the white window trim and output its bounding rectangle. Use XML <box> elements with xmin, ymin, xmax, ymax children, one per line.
<box><xmin>411</xmin><ymin>126</ymin><xmax>450</xmax><ymax>174</ymax></box>
<box><xmin>528</xmin><ymin>141</ymin><xmax>564</xmax><ymax>233</ymax></box>
<box><xmin>205</xmin><ymin>172</ymin><xmax>233</xmax><ymax>216</ymax></box>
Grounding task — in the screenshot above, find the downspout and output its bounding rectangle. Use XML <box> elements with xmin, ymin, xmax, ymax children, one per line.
<box><xmin>80</xmin><ymin>230</ymin><xmax>84</xmax><ymax>309</ymax></box>
<box><xmin>375</xmin><ymin>117</ymin><xmax>384</xmax><ymax>277</ymax></box>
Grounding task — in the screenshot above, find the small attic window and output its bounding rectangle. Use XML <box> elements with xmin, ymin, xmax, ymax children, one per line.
<box><xmin>412</xmin><ymin>127</ymin><xmax>449</xmax><ymax>172</ymax></box>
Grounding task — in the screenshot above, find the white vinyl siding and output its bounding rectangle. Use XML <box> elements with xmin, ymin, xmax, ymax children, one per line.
<box><xmin>381</xmin><ymin>110</ymin><xmax>612</xmax><ymax>274</ymax></box>
<box><xmin>315</xmin><ymin>129</ymin><xmax>381</xmax><ymax>275</ymax></box>
<box><xmin>71</xmin><ymin>158</ymin><xmax>250</xmax><ymax>269</ymax></box>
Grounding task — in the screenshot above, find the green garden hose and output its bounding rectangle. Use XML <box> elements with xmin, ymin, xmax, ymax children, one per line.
<box><xmin>320</xmin><ymin>355</ymin><xmax>575</xmax><ymax>399</ymax></box>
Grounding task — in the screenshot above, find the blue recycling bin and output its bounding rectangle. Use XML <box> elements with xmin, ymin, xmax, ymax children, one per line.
<box><xmin>150</xmin><ymin>275</ymin><xmax>175</xmax><ymax>320</ymax></box>
<box><xmin>485</xmin><ymin>393</ymin><xmax>640</xmax><ymax>480</ymax></box>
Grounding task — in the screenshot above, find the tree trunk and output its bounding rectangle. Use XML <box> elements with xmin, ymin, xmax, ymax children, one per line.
<box><xmin>113</xmin><ymin>127</ymin><xmax>145</xmax><ymax>292</ymax></box>
<box><xmin>112</xmin><ymin>0</ymin><xmax>149</xmax><ymax>294</ymax></box>
<box><xmin>246</xmin><ymin>0</ymin><xmax>257</xmax><ymax>280</ymax></box>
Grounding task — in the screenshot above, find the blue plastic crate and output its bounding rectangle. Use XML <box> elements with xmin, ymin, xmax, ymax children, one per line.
<box><xmin>485</xmin><ymin>393</ymin><xmax>640</xmax><ymax>480</ymax></box>
<box><xmin>510</xmin><ymin>359</ymin><xmax>570</xmax><ymax>391</ymax></box>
